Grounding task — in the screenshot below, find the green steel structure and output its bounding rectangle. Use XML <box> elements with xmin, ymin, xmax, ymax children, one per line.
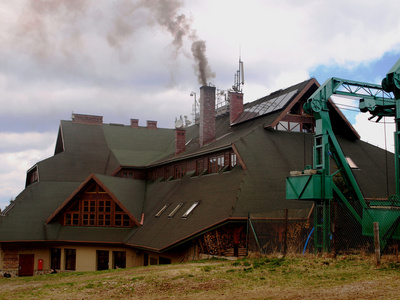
<box><xmin>286</xmin><ymin>59</ymin><xmax>400</xmax><ymax>253</ymax></box>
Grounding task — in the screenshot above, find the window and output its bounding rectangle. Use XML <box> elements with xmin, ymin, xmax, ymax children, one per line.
<box><xmin>62</xmin><ymin>184</ymin><xmax>132</xmax><ymax>228</ymax></box>
<box><xmin>26</xmin><ymin>166</ymin><xmax>39</xmax><ymax>186</ymax></box>
<box><xmin>164</xmin><ymin>167</ymin><xmax>172</xmax><ymax>180</ymax></box>
<box><xmin>114</xmin><ymin>214</ymin><xmax>123</xmax><ymax>226</ymax></box>
<box><xmin>276</xmin><ymin>121</ymin><xmax>289</xmax><ymax>131</ymax></box>
<box><xmin>290</xmin><ymin>122</ymin><xmax>300</xmax><ymax>132</ymax></box>
<box><xmin>230</xmin><ymin>153</ymin><xmax>237</xmax><ymax>168</ymax></box>
<box><xmin>218</xmin><ymin>156</ymin><xmax>224</xmax><ymax>169</ymax></box>
<box><xmin>155</xmin><ymin>203</ymin><xmax>170</xmax><ymax>217</ymax></box>
<box><xmin>82</xmin><ymin>213</ymin><xmax>96</xmax><ymax>226</ymax></box>
<box><xmin>122</xmin><ymin>171</ymin><xmax>133</xmax><ymax>179</ymax></box>
<box><xmin>122</xmin><ymin>215</ymin><xmax>130</xmax><ymax>227</ymax></box>
<box><xmin>65</xmin><ymin>213</ymin><xmax>79</xmax><ymax>225</ymax></box>
<box><xmin>174</xmin><ymin>164</ymin><xmax>186</xmax><ymax>179</ymax></box>
<box><xmin>346</xmin><ymin>156</ymin><xmax>359</xmax><ymax>169</ymax></box>
<box><xmin>113</xmin><ymin>251</ymin><xmax>126</xmax><ymax>269</ymax></box>
<box><xmin>276</xmin><ymin>120</ymin><xmax>315</xmax><ymax>133</ymax></box>
<box><xmin>182</xmin><ymin>202</ymin><xmax>199</xmax><ymax>218</ymax></box>
<box><xmin>50</xmin><ymin>248</ymin><xmax>61</xmax><ymax>270</ymax></box>
<box><xmin>168</xmin><ymin>203</ymin><xmax>183</xmax><ymax>218</ymax></box>
<box><xmin>156</xmin><ymin>168</ymin><xmax>164</xmax><ymax>179</ymax></box>
<box><xmin>98</xmin><ymin>200</ymin><xmax>112</xmax><ymax>213</ymax></box>
<box><xmin>65</xmin><ymin>249</ymin><xmax>76</xmax><ymax>270</ymax></box>
<box><xmin>97</xmin><ymin>250</ymin><xmax>109</xmax><ymax>271</ymax></box>
<box><xmin>159</xmin><ymin>257</ymin><xmax>171</xmax><ymax>265</ymax></box>
<box><xmin>209</xmin><ymin>155</ymin><xmax>224</xmax><ymax>173</ymax></box>
<box><xmin>83</xmin><ymin>200</ymin><xmax>95</xmax><ymax>213</ymax></box>
<box><xmin>98</xmin><ymin>214</ymin><xmax>111</xmax><ymax>226</ymax></box>
<box><xmin>196</xmin><ymin>159</ymin><xmax>204</xmax><ymax>175</ymax></box>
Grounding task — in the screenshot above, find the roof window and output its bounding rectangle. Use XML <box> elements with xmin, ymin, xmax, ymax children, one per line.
<box><xmin>345</xmin><ymin>156</ymin><xmax>359</xmax><ymax>169</ymax></box>
<box><xmin>155</xmin><ymin>203</ymin><xmax>170</xmax><ymax>217</ymax></box>
<box><xmin>182</xmin><ymin>202</ymin><xmax>200</xmax><ymax>218</ymax></box>
<box><xmin>168</xmin><ymin>203</ymin><xmax>183</xmax><ymax>218</ymax></box>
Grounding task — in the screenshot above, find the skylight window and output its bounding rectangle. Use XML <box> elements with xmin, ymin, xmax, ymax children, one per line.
<box><xmin>155</xmin><ymin>203</ymin><xmax>170</xmax><ymax>217</ymax></box>
<box><xmin>345</xmin><ymin>156</ymin><xmax>359</xmax><ymax>169</ymax></box>
<box><xmin>182</xmin><ymin>202</ymin><xmax>199</xmax><ymax>218</ymax></box>
<box><xmin>168</xmin><ymin>203</ymin><xmax>183</xmax><ymax>218</ymax></box>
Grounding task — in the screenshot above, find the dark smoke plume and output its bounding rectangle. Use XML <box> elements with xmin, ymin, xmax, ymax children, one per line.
<box><xmin>138</xmin><ymin>0</ymin><xmax>215</xmax><ymax>85</ymax></box>
<box><xmin>14</xmin><ymin>0</ymin><xmax>215</xmax><ymax>85</ymax></box>
<box><xmin>191</xmin><ymin>40</ymin><xmax>215</xmax><ymax>86</ymax></box>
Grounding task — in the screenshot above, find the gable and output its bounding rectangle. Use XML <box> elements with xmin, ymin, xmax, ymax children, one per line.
<box><xmin>46</xmin><ymin>174</ymin><xmax>140</xmax><ymax>227</ymax></box>
<box><xmin>232</xmin><ymin>79</ymin><xmax>314</xmax><ymax>126</ymax></box>
<box><xmin>267</xmin><ymin>78</ymin><xmax>360</xmax><ymax>140</ymax></box>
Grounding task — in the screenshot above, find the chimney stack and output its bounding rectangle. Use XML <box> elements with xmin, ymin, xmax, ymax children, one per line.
<box><xmin>175</xmin><ymin>129</ymin><xmax>186</xmax><ymax>155</ymax></box>
<box><xmin>130</xmin><ymin>119</ymin><xmax>139</xmax><ymax>128</ymax></box>
<box><xmin>229</xmin><ymin>91</ymin><xmax>244</xmax><ymax>124</ymax></box>
<box><xmin>72</xmin><ymin>113</ymin><xmax>103</xmax><ymax>125</ymax></box>
<box><xmin>146</xmin><ymin>120</ymin><xmax>157</xmax><ymax>129</ymax></box>
<box><xmin>199</xmin><ymin>86</ymin><xmax>216</xmax><ymax>147</ymax></box>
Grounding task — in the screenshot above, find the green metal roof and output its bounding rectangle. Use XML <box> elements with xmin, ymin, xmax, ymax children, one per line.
<box><xmin>1</xmin><ymin>78</ymin><xmax>395</xmax><ymax>252</ymax></box>
<box><xmin>0</xmin><ymin>181</ymin><xmax>81</xmax><ymax>241</ymax></box>
<box><xmin>102</xmin><ymin>125</ymin><xmax>175</xmax><ymax>166</ymax></box>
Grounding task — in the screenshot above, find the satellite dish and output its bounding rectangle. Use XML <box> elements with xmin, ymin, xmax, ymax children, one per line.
<box><xmin>175</xmin><ymin>119</ymin><xmax>184</xmax><ymax>129</ymax></box>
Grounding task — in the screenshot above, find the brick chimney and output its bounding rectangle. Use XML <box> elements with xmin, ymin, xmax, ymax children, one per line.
<box><xmin>229</xmin><ymin>91</ymin><xmax>244</xmax><ymax>124</ymax></box>
<box><xmin>130</xmin><ymin>119</ymin><xmax>139</xmax><ymax>128</ymax></box>
<box><xmin>72</xmin><ymin>113</ymin><xmax>103</xmax><ymax>125</ymax></box>
<box><xmin>175</xmin><ymin>129</ymin><xmax>186</xmax><ymax>155</ymax></box>
<box><xmin>147</xmin><ymin>120</ymin><xmax>157</xmax><ymax>129</ymax></box>
<box><xmin>199</xmin><ymin>86</ymin><xmax>216</xmax><ymax>147</ymax></box>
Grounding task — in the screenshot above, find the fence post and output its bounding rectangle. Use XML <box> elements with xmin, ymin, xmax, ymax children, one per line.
<box><xmin>374</xmin><ymin>222</ymin><xmax>381</xmax><ymax>267</ymax></box>
<box><xmin>248</xmin><ymin>216</ymin><xmax>262</xmax><ymax>255</ymax></box>
<box><xmin>283</xmin><ymin>209</ymin><xmax>288</xmax><ymax>256</ymax></box>
<box><xmin>246</xmin><ymin>213</ymin><xmax>249</xmax><ymax>256</ymax></box>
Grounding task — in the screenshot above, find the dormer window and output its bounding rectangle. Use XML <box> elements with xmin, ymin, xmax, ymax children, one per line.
<box><xmin>26</xmin><ymin>166</ymin><xmax>39</xmax><ymax>187</ymax></box>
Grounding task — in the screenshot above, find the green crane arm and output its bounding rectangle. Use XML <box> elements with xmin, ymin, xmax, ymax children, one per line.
<box><xmin>286</xmin><ymin>59</ymin><xmax>400</xmax><ymax>252</ymax></box>
<box><xmin>303</xmin><ymin>59</ymin><xmax>400</xmax><ymax>202</ymax></box>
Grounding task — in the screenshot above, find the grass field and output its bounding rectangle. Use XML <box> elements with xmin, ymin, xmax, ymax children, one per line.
<box><xmin>1</xmin><ymin>254</ymin><xmax>400</xmax><ymax>299</ymax></box>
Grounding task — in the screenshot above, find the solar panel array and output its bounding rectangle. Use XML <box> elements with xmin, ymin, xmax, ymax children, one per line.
<box><xmin>233</xmin><ymin>89</ymin><xmax>298</xmax><ymax>124</ymax></box>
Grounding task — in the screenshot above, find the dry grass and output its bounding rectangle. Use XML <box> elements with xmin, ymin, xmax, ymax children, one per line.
<box><xmin>1</xmin><ymin>254</ymin><xmax>400</xmax><ymax>299</ymax></box>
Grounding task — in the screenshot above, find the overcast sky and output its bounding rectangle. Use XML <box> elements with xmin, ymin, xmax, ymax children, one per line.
<box><xmin>1</xmin><ymin>0</ymin><xmax>400</xmax><ymax>210</ymax></box>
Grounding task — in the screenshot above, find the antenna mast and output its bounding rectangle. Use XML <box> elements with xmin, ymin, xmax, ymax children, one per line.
<box><xmin>233</xmin><ymin>57</ymin><xmax>244</xmax><ymax>93</ymax></box>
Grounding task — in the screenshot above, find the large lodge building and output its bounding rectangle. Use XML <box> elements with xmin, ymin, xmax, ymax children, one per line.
<box><xmin>0</xmin><ymin>79</ymin><xmax>393</xmax><ymax>276</ymax></box>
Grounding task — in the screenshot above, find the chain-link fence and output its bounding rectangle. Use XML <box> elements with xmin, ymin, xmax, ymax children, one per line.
<box><xmin>248</xmin><ymin>209</ymin><xmax>313</xmax><ymax>255</ymax></box>
<box><xmin>248</xmin><ymin>202</ymin><xmax>400</xmax><ymax>256</ymax></box>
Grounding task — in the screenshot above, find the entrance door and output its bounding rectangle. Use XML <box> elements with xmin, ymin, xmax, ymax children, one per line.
<box><xmin>97</xmin><ymin>250</ymin><xmax>109</xmax><ymax>271</ymax></box>
<box><xmin>19</xmin><ymin>254</ymin><xmax>34</xmax><ymax>276</ymax></box>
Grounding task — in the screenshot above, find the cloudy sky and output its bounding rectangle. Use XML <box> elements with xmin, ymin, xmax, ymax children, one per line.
<box><xmin>1</xmin><ymin>0</ymin><xmax>400</xmax><ymax>210</ymax></box>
